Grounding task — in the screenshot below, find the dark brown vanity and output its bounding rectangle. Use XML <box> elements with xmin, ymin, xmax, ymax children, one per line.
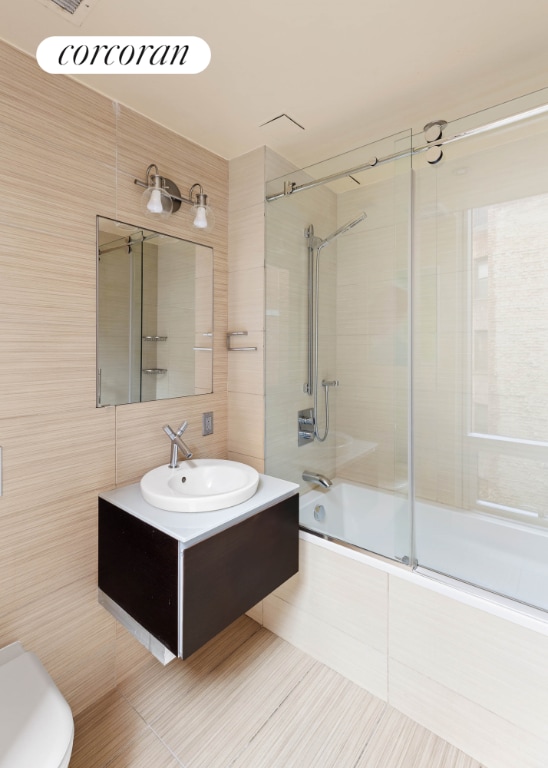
<box><xmin>98</xmin><ymin>476</ymin><xmax>299</xmax><ymax>661</ymax></box>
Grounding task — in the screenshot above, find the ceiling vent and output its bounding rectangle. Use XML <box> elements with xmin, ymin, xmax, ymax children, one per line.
<box><xmin>260</xmin><ymin>114</ymin><xmax>305</xmax><ymax>131</ymax></box>
<box><xmin>35</xmin><ymin>0</ymin><xmax>101</xmax><ymax>25</ymax></box>
<box><xmin>51</xmin><ymin>0</ymin><xmax>84</xmax><ymax>11</ymax></box>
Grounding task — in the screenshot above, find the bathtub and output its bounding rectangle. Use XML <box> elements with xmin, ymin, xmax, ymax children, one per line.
<box><xmin>300</xmin><ymin>478</ymin><xmax>548</xmax><ymax>614</ymax></box>
<box><xmin>263</xmin><ymin>477</ymin><xmax>548</xmax><ymax>767</ymax></box>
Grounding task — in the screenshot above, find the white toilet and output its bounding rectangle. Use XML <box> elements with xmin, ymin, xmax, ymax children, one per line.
<box><xmin>0</xmin><ymin>642</ymin><xmax>74</xmax><ymax>768</ymax></box>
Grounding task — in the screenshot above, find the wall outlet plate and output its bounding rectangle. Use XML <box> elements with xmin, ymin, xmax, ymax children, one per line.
<box><xmin>202</xmin><ymin>412</ymin><xmax>214</xmax><ymax>436</ymax></box>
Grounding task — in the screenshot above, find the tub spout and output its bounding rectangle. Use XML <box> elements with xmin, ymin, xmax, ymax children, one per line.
<box><xmin>302</xmin><ymin>471</ymin><xmax>332</xmax><ymax>488</ymax></box>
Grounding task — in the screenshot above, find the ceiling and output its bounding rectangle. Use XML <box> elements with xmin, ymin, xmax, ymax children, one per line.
<box><xmin>1</xmin><ymin>0</ymin><xmax>547</xmax><ymax>168</ymax></box>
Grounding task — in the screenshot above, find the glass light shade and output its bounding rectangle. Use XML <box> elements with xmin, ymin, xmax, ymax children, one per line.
<box><xmin>142</xmin><ymin>186</ymin><xmax>173</xmax><ymax>218</ymax></box>
<box><xmin>192</xmin><ymin>203</ymin><xmax>215</xmax><ymax>232</ymax></box>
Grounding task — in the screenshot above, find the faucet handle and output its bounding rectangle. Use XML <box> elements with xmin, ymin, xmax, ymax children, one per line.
<box><xmin>175</xmin><ymin>421</ymin><xmax>188</xmax><ymax>437</ymax></box>
<box><xmin>163</xmin><ymin>422</ymin><xmax>188</xmax><ymax>440</ymax></box>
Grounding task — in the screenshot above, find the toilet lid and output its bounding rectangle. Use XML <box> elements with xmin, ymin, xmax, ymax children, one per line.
<box><xmin>0</xmin><ymin>651</ymin><xmax>73</xmax><ymax>768</ymax></box>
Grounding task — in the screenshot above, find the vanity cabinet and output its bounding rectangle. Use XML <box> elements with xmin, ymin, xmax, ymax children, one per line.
<box><xmin>98</xmin><ymin>488</ymin><xmax>299</xmax><ymax>660</ymax></box>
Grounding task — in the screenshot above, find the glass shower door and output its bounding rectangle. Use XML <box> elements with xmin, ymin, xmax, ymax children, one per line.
<box><xmin>265</xmin><ymin>130</ymin><xmax>414</xmax><ymax>564</ymax></box>
<box><xmin>412</xmin><ymin>93</ymin><xmax>548</xmax><ymax>610</ymax></box>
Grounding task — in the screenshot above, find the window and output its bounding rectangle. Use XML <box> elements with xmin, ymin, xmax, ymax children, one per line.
<box><xmin>469</xmin><ymin>193</ymin><xmax>548</xmax><ymax>519</ymax></box>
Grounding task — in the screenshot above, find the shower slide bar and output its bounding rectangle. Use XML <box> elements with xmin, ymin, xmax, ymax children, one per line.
<box><xmin>265</xmin><ymin>102</ymin><xmax>548</xmax><ymax>201</ymax></box>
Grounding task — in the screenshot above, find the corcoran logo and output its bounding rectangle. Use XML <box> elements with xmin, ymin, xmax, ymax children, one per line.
<box><xmin>36</xmin><ymin>36</ymin><xmax>211</xmax><ymax>74</ymax></box>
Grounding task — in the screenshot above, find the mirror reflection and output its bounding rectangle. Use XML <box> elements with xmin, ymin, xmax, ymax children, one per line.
<box><xmin>97</xmin><ymin>217</ymin><xmax>213</xmax><ymax>407</ymax></box>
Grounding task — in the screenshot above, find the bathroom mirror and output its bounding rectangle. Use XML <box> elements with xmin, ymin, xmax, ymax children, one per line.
<box><xmin>97</xmin><ymin>217</ymin><xmax>213</xmax><ymax>407</ymax></box>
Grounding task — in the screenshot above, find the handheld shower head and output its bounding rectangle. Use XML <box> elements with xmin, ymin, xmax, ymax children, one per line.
<box><xmin>320</xmin><ymin>211</ymin><xmax>367</xmax><ymax>247</ymax></box>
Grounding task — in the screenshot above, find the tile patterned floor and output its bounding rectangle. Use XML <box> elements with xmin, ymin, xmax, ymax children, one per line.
<box><xmin>70</xmin><ymin>617</ymin><xmax>484</xmax><ymax>768</ymax></box>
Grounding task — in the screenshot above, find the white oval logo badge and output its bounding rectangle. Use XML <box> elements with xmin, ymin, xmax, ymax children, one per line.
<box><xmin>36</xmin><ymin>36</ymin><xmax>211</xmax><ymax>74</ymax></box>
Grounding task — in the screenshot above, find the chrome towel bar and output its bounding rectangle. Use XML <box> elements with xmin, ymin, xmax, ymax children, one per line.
<box><xmin>227</xmin><ymin>331</ymin><xmax>257</xmax><ymax>352</ymax></box>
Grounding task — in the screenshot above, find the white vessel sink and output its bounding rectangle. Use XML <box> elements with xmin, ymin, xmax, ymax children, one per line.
<box><xmin>140</xmin><ymin>459</ymin><xmax>260</xmax><ymax>512</ymax></box>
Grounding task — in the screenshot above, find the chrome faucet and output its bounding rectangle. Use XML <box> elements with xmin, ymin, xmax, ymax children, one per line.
<box><xmin>302</xmin><ymin>471</ymin><xmax>332</xmax><ymax>488</ymax></box>
<box><xmin>163</xmin><ymin>422</ymin><xmax>193</xmax><ymax>467</ymax></box>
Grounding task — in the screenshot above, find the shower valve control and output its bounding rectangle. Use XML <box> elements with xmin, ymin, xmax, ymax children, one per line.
<box><xmin>298</xmin><ymin>408</ymin><xmax>315</xmax><ymax>446</ymax></box>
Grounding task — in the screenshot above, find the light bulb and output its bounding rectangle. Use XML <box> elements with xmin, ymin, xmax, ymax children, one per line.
<box><xmin>147</xmin><ymin>188</ymin><xmax>164</xmax><ymax>214</ymax></box>
<box><xmin>193</xmin><ymin>205</ymin><xmax>208</xmax><ymax>228</ymax></box>
<box><xmin>142</xmin><ymin>184</ymin><xmax>173</xmax><ymax>217</ymax></box>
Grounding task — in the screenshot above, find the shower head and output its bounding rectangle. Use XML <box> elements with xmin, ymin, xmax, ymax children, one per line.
<box><xmin>320</xmin><ymin>212</ymin><xmax>367</xmax><ymax>247</ymax></box>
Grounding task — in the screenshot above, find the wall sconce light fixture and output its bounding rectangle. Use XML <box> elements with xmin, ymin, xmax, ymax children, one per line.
<box><xmin>188</xmin><ymin>183</ymin><xmax>215</xmax><ymax>231</ymax></box>
<box><xmin>134</xmin><ymin>164</ymin><xmax>214</xmax><ymax>231</ymax></box>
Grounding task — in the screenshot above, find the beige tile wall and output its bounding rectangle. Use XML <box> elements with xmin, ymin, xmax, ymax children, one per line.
<box><xmin>0</xmin><ymin>40</ymin><xmax>228</xmax><ymax>715</ymax></box>
<box><xmin>335</xmin><ymin>168</ymin><xmax>410</xmax><ymax>491</ymax></box>
<box><xmin>227</xmin><ymin>148</ymin><xmax>266</xmax><ymax>473</ymax></box>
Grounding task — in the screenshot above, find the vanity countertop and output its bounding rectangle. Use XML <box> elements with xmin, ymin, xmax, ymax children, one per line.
<box><xmin>99</xmin><ymin>473</ymin><xmax>299</xmax><ymax>547</ymax></box>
